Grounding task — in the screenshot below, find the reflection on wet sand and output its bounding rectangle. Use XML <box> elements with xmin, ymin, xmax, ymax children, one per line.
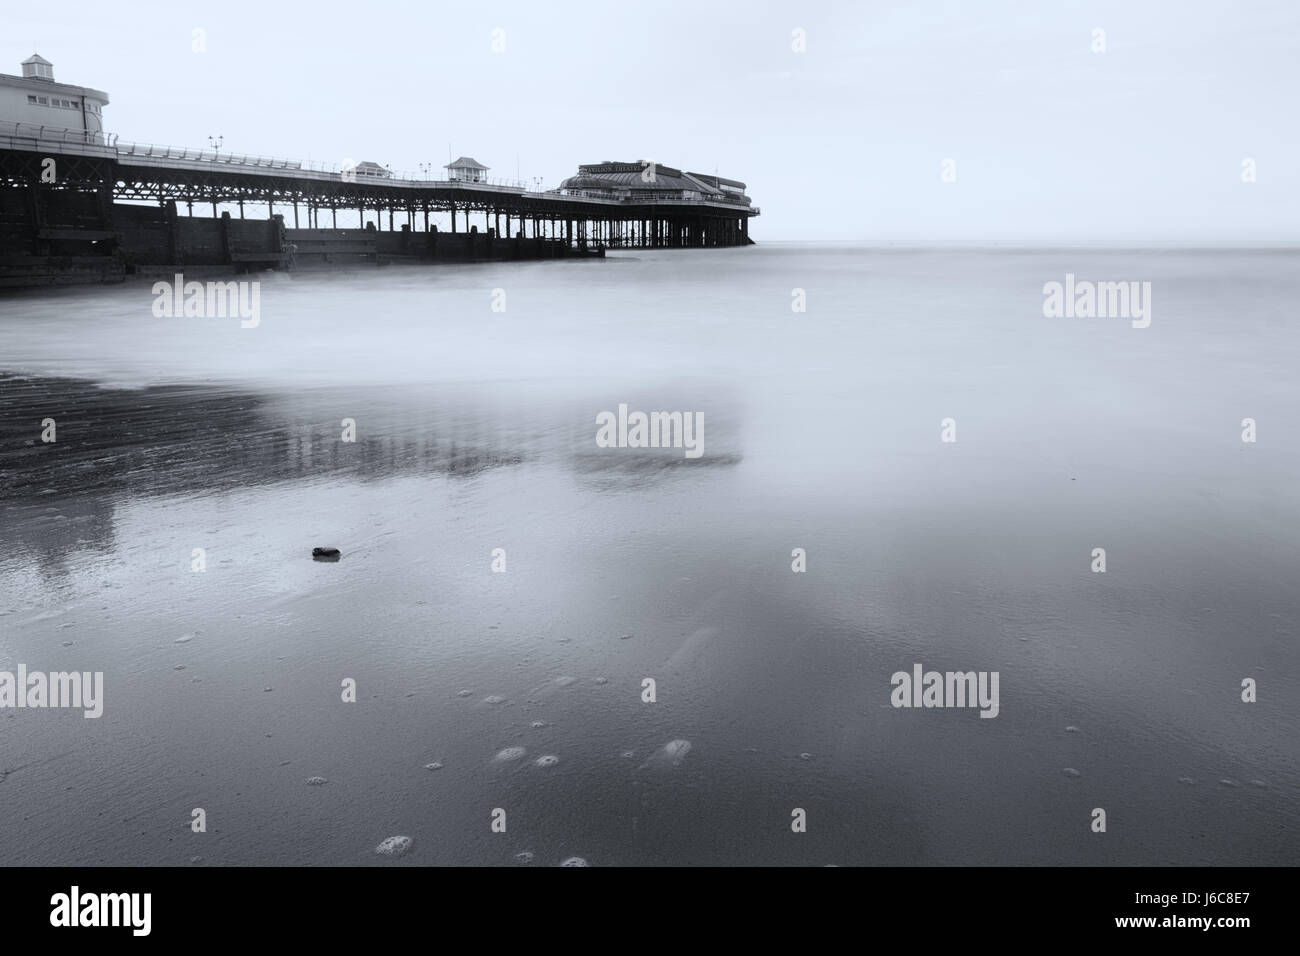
<box><xmin>0</xmin><ymin>372</ymin><xmax>743</xmax><ymax>568</ymax></box>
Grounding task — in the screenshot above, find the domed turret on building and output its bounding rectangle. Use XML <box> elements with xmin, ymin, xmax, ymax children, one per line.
<box><xmin>0</xmin><ymin>55</ymin><xmax>109</xmax><ymax>133</ymax></box>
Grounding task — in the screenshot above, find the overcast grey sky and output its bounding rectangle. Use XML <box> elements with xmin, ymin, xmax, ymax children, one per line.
<box><xmin>5</xmin><ymin>0</ymin><xmax>1297</xmax><ymax>240</ymax></box>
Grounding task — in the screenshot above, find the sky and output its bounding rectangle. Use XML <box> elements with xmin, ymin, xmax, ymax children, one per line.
<box><xmin>4</xmin><ymin>0</ymin><xmax>1297</xmax><ymax>240</ymax></box>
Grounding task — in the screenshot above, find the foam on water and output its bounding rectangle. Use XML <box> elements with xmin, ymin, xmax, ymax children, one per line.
<box><xmin>493</xmin><ymin>747</ymin><xmax>527</xmax><ymax>763</ymax></box>
<box><xmin>559</xmin><ymin>857</ymin><xmax>589</xmax><ymax>867</ymax></box>
<box><xmin>534</xmin><ymin>755</ymin><xmax>559</xmax><ymax>767</ymax></box>
<box><xmin>306</xmin><ymin>776</ymin><xmax>327</xmax><ymax>786</ymax></box>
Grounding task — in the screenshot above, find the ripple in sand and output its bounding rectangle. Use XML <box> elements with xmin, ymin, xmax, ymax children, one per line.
<box><xmin>555</xmin><ymin>676</ymin><xmax>576</xmax><ymax>687</ymax></box>
<box><xmin>1251</xmin><ymin>779</ymin><xmax>1268</xmax><ymax>788</ymax></box>
<box><xmin>493</xmin><ymin>747</ymin><xmax>527</xmax><ymax>763</ymax></box>
<box><xmin>306</xmin><ymin>776</ymin><xmax>328</xmax><ymax>786</ymax></box>
<box><xmin>483</xmin><ymin>695</ymin><xmax>505</xmax><ymax>704</ymax></box>
<box><xmin>559</xmin><ymin>857</ymin><xmax>588</xmax><ymax>867</ymax></box>
<box><xmin>1218</xmin><ymin>778</ymin><xmax>1239</xmax><ymax>788</ymax></box>
<box><xmin>425</xmin><ymin>762</ymin><xmax>443</xmax><ymax>771</ymax></box>
<box><xmin>375</xmin><ymin>835</ymin><xmax>414</xmax><ymax>857</ymax></box>
<box><xmin>175</xmin><ymin>633</ymin><xmax>196</xmax><ymax>644</ymax></box>
<box><xmin>535</xmin><ymin>755</ymin><xmax>559</xmax><ymax>768</ymax></box>
<box><xmin>1062</xmin><ymin>768</ymin><xmax>1081</xmax><ymax>778</ymax></box>
<box><xmin>457</xmin><ymin>690</ymin><xmax>473</xmax><ymax>698</ymax></box>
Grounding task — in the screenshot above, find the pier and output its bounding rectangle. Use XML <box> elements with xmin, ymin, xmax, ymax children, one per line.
<box><xmin>0</xmin><ymin>55</ymin><xmax>757</xmax><ymax>287</ymax></box>
<box><xmin>1</xmin><ymin>126</ymin><xmax>758</xmax><ymax>288</ymax></box>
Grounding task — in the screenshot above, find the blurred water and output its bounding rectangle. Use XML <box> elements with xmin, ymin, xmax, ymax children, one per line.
<box><xmin>0</xmin><ymin>244</ymin><xmax>1297</xmax><ymax>865</ymax></box>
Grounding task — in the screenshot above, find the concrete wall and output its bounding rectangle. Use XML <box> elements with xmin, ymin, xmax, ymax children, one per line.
<box><xmin>0</xmin><ymin>192</ymin><xmax>592</xmax><ymax>289</ymax></box>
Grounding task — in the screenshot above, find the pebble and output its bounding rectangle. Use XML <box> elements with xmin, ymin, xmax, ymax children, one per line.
<box><xmin>375</xmin><ymin>835</ymin><xmax>413</xmax><ymax>857</ymax></box>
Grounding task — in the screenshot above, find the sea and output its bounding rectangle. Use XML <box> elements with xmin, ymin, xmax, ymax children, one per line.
<box><xmin>0</xmin><ymin>243</ymin><xmax>1297</xmax><ymax>865</ymax></box>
